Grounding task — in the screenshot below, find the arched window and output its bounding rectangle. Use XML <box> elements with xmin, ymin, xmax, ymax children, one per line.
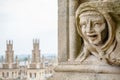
<box><xmin>7</xmin><ymin>72</ymin><xmax>9</xmax><ymax>77</ymax></box>
<box><xmin>30</xmin><ymin>73</ymin><xmax>32</xmax><ymax>78</ymax></box>
<box><xmin>12</xmin><ymin>72</ymin><xmax>14</xmax><ymax>77</ymax></box>
<box><xmin>2</xmin><ymin>72</ymin><xmax>4</xmax><ymax>77</ymax></box>
<box><xmin>34</xmin><ymin>73</ymin><xmax>36</xmax><ymax>78</ymax></box>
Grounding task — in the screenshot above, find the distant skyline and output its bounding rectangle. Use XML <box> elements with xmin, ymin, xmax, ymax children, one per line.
<box><xmin>0</xmin><ymin>0</ymin><xmax>58</xmax><ymax>55</ymax></box>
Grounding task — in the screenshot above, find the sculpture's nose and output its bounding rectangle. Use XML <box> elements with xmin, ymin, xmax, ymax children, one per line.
<box><xmin>86</xmin><ymin>20</ymin><xmax>94</xmax><ymax>33</ymax></box>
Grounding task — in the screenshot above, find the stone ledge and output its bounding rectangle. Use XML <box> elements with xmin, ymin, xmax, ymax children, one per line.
<box><xmin>48</xmin><ymin>72</ymin><xmax>120</xmax><ymax>80</ymax></box>
<box><xmin>55</xmin><ymin>64</ymin><xmax>120</xmax><ymax>74</ymax></box>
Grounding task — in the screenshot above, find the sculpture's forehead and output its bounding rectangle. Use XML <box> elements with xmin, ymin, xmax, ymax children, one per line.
<box><xmin>79</xmin><ymin>11</ymin><xmax>103</xmax><ymax>18</ymax></box>
<box><xmin>79</xmin><ymin>11</ymin><xmax>105</xmax><ymax>22</ymax></box>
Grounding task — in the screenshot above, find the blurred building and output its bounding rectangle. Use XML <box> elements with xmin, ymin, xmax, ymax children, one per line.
<box><xmin>0</xmin><ymin>40</ymin><xmax>19</xmax><ymax>80</ymax></box>
<box><xmin>27</xmin><ymin>39</ymin><xmax>45</xmax><ymax>80</ymax></box>
<box><xmin>0</xmin><ymin>39</ymin><xmax>57</xmax><ymax>80</ymax></box>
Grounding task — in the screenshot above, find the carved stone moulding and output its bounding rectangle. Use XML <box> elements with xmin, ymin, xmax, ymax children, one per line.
<box><xmin>55</xmin><ymin>64</ymin><xmax>120</xmax><ymax>74</ymax></box>
<box><xmin>49</xmin><ymin>72</ymin><xmax>120</xmax><ymax>80</ymax></box>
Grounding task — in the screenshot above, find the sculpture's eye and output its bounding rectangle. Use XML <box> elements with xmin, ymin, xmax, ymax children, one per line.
<box><xmin>81</xmin><ymin>24</ymin><xmax>86</xmax><ymax>28</ymax></box>
<box><xmin>94</xmin><ymin>23</ymin><xmax>101</xmax><ymax>27</ymax></box>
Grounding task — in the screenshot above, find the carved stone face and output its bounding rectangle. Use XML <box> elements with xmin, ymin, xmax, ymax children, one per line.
<box><xmin>79</xmin><ymin>11</ymin><xmax>108</xmax><ymax>46</ymax></box>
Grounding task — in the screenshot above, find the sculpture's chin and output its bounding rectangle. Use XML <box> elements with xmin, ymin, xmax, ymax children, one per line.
<box><xmin>89</xmin><ymin>40</ymin><xmax>99</xmax><ymax>45</ymax></box>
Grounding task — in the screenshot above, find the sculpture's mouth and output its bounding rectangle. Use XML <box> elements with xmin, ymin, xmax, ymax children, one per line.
<box><xmin>87</xmin><ymin>34</ymin><xmax>98</xmax><ymax>40</ymax></box>
<box><xmin>88</xmin><ymin>35</ymin><xmax>97</xmax><ymax>37</ymax></box>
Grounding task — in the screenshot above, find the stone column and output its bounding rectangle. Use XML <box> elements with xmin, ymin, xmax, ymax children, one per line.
<box><xmin>58</xmin><ymin>0</ymin><xmax>69</xmax><ymax>62</ymax></box>
<box><xmin>69</xmin><ymin>0</ymin><xmax>80</xmax><ymax>61</ymax></box>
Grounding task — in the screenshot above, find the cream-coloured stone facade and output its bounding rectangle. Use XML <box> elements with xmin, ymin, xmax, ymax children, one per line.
<box><xmin>48</xmin><ymin>0</ymin><xmax>120</xmax><ymax>80</ymax></box>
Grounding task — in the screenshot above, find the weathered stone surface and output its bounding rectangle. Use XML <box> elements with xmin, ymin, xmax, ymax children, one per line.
<box><xmin>50</xmin><ymin>0</ymin><xmax>120</xmax><ymax>80</ymax></box>
<box><xmin>75</xmin><ymin>1</ymin><xmax>120</xmax><ymax>65</ymax></box>
<box><xmin>68</xmin><ymin>0</ymin><xmax>81</xmax><ymax>61</ymax></box>
<box><xmin>58</xmin><ymin>0</ymin><xmax>69</xmax><ymax>62</ymax></box>
<box><xmin>48</xmin><ymin>72</ymin><xmax>120</xmax><ymax>80</ymax></box>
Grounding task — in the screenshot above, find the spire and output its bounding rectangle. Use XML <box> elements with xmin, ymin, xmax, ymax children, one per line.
<box><xmin>33</xmin><ymin>39</ymin><xmax>39</xmax><ymax>45</ymax></box>
<box><xmin>6</xmin><ymin>40</ymin><xmax>13</xmax><ymax>45</ymax></box>
<box><xmin>9</xmin><ymin>40</ymin><xmax>11</xmax><ymax>44</ymax></box>
<box><xmin>6</xmin><ymin>40</ymin><xmax>13</xmax><ymax>50</ymax></box>
<box><xmin>16</xmin><ymin>56</ymin><xmax>18</xmax><ymax>64</ymax></box>
<box><xmin>32</xmin><ymin>38</ymin><xmax>41</xmax><ymax>63</ymax></box>
<box><xmin>5</xmin><ymin>40</ymin><xmax>14</xmax><ymax>63</ymax></box>
<box><xmin>33</xmin><ymin>39</ymin><xmax>40</xmax><ymax>48</ymax></box>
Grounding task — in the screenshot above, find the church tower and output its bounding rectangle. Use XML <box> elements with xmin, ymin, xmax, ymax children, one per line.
<box><xmin>1</xmin><ymin>40</ymin><xmax>19</xmax><ymax>79</ymax></box>
<box><xmin>5</xmin><ymin>40</ymin><xmax>14</xmax><ymax>64</ymax></box>
<box><xmin>27</xmin><ymin>39</ymin><xmax>45</xmax><ymax>80</ymax></box>
<box><xmin>32</xmin><ymin>39</ymin><xmax>41</xmax><ymax>64</ymax></box>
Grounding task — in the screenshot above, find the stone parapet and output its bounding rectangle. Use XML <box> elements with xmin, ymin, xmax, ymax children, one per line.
<box><xmin>48</xmin><ymin>72</ymin><xmax>120</xmax><ymax>80</ymax></box>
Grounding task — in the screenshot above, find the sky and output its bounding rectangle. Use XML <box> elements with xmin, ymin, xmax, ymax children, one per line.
<box><xmin>0</xmin><ymin>0</ymin><xmax>58</xmax><ymax>56</ymax></box>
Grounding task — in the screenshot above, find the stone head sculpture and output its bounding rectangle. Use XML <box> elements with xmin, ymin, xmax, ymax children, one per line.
<box><xmin>78</xmin><ymin>10</ymin><xmax>108</xmax><ymax>46</ymax></box>
<box><xmin>75</xmin><ymin>2</ymin><xmax>120</xmax><ymax>65</ymax></box>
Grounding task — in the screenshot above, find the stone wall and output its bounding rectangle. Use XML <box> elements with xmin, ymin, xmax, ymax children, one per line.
<box><xmin>49</xmin><ymin>0</ymin><xmax>120</xmax><ymax>80</ymax></box>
